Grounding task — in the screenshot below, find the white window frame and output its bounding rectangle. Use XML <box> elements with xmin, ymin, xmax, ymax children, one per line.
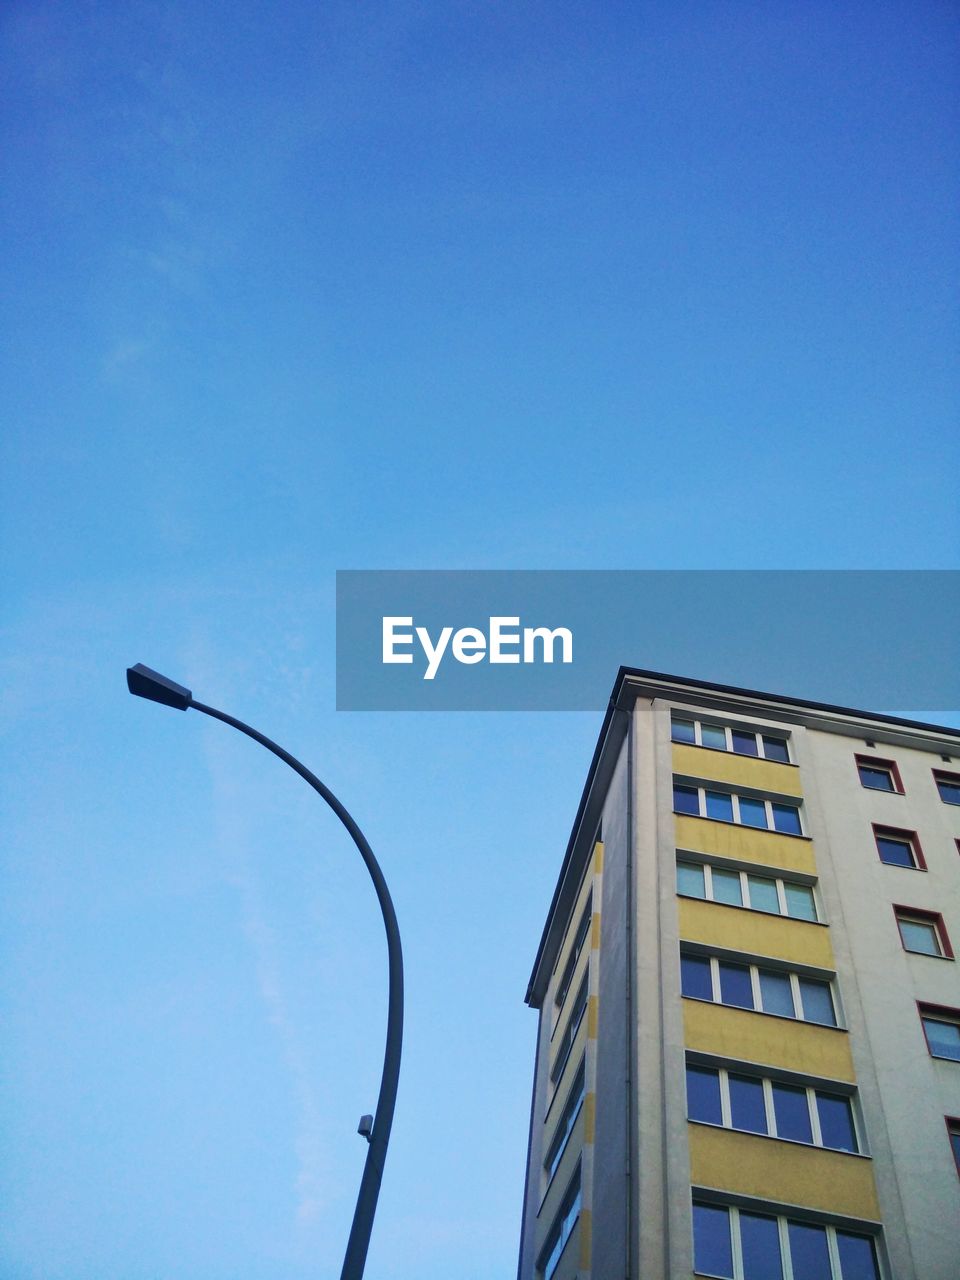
<box><xmin>671</xmin><ymin>714</ymin><xmax>793</xmax><ymax>763</ymax></box>
<box><xmin>539</xmin><ymin>1166</ymin><xmax>582</xmax><ymax>1280</ymax></box>
<box><xmin>681</xmin><ymin>951</ymin><xmax>840</xmax><ymax>1028</ymax></box>
<box><xmin>551</xmin><ymin>972</ymin><xmax>589</xmax><ymax>1084</ymax></box>
<box><xmin>691</xmin><ymin>1200</ymin><xmax>883</xmax><ymax>1280</ymax></box>
<box><xmin>553</xmin><ymin>893</ymin><xmax>593</xmax><ymax>1032</ymax></box>
<box><xmin>674</xmin><ymin>781</ymin><xmax>804</xmax><ymax>836</ymax></box>
<box><xmin>895</xmin><ymin>909</ymin><xmax>949</xmax><ymax>957</ymax></box>
<box><xmin>543</xmin><ymin>1058</ymin><xmax>586</xmax><ymax>1186</ymax></box>
<box><xmin>685</xmin><ymin>1061</ymin><xmax>862</xmax><ymax>1153</ymax></box>
<box><xmin>677</xmin><ymin>858</ymin><xmax>819</xmax><ymax>922</ymax></box>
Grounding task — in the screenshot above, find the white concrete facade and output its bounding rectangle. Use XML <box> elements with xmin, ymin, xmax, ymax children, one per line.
<box><xmin>519</xmin><ymin>671</ymin><xmax>960</xmax><ymax>1280</ymax></box>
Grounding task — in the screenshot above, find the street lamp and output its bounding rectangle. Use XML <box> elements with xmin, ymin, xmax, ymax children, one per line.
<box><xmin>126</xmin><ymin>663</ymin><xmax>403</xmax><ymax>1280</ymax></box>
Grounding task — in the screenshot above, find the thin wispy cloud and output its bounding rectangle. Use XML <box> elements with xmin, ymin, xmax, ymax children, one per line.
<box><xmin>202</xmin><ymin>724</ymin><xmax>334</xmax><ymax>1227</ymax></box>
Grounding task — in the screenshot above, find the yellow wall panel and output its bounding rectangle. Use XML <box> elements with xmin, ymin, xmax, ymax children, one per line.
<box><xmin>674</xmin><ymin>815</ymin><xmax>817</xmax><ymax>876</ymax></box>
<box><xmin>578</xmin><ymin>1210</ymin><xmax>592</xmax><ymax>1268</ymax></box>
<box><xmin>583</xmin><ymin>1092</ymin><xmax>595</xmax><ymax>1144</ymax></box>
<box><xmin>683</xmin><ymin>1000</ymin><xmax>855</xmax><ymax>1081</ymax></box>
<box><xmin>673</xmin><ymin>743</ymin><xmax>803</xmax><ymax>795</ymax></box>
<box><xmin>678</xmin><ymin>898</ymin><xmax>834</xmax><ymax>969</ymax></box>
<box><xmin>689</xmin><ymin>1124</ymin><xmax>879</xmax><ymax>1220</ymax></box>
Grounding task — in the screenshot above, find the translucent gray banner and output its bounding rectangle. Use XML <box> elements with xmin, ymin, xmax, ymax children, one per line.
<box><xmin>335</xmin><ymin>570</ymin><xmax>959</xmax><ymax>712</ymax></box>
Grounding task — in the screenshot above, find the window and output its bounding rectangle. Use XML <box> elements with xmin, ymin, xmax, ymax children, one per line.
<box><xmin>686</xmin><ymin>1062</ymin><xmax>860</xmax><ymax>1152</ymax></box>
<box><xmin>677</xmin><ymin>859</ymin><xmax>819</xmax><ymax>922</ymax></box>
<box><xmin>872</xmin><ymin>824</ymin><xmax>926</xmax><ymax>870</ymax></box>
<box><xmin>681</xmin><ymin>950</ymin><xmax>839</xmax><ymax>1027</ymax></box>
<box><xmin>894</xmin><ymin>906</ymin><xmax>953</xmax><ymax>958</ymax></box>
<box><xmin>551</xmin><ymin>973</ymin><xmax>588</xmax><ymax>1083</ymax></box>
<box><xmin>671</xmin><ymin>715</ymin><xmax>792</xmax><ymax>763</ymax></box>
<box><xmin>855</xmin><ymin>754</ymin><xmax>903</xmax><ymax>793</ymax></box>
<box><xmin>934</xmin><ymin>769</ymin><xmax>960</xmax><ymax>806</ymax></box>
<box><xmin>919</xmin><ymin>1003</ymin><xmax>960</xmax><ymax>1062</ymax></box>
<box><xmin>673</xmin><ymin>780</ymin><xmax>804</xmax><ymax>835</ymax></box>
<box><xmin>554</xmin><ymin>894</ymin><xmax>592</xmax><ymax>1015</ymax></box>
<box><xmin>675</xmin><ymin>783</ymin><xmax>701</xmax><ymax>814</ymax></box>
<box><xmin>673</xmin><ymin>716</ymin><xmax>697</xmax><ymax>743</ymax></box>
<box><xmin>538</xmin><ymin>1166</ymin><xmax>581</xmax><ymax>1280</ymax></box>
<box><xmin>729</xmin><ymin>1073</ymin><xmax>766</xmax><ymax>1133</ymax></box>
<box><xmin>681</xmin><ymin>953</ymin><xmax>714</xmax><ymax>1001</ymax></box>
<box><xmin>544</xmin><ymin>1059</ymin><xmax>585</xmax><ymax>1183</ymax></box>
<box><xmin>691</xmin><ymin>1201</ymin><xmax>880</xmax><ymax>1280</ymax></box>
<box><xmin>686</xmin><ymin>1064</ymin><xmax>723</xmax><ymax>1125</ymax></box>
<box><xmin>947</xmin><ymin>1117</ymin><xmax>960</xmax><ymax>1177</ymax></box>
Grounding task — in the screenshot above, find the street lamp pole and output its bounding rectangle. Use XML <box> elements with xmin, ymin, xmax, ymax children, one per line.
<box><xmin>126</xmin><ymin>663</ymin><xmax>403</xmax><ymax>1280</ymax></box>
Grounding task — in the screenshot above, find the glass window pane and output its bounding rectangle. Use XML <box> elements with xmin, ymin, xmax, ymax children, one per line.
<box><xmin>935</xmin><ymin>775</ymin><xmax>960</xmax><ymax>805</ymax></box>
<box><xmin>772</xmin><ymin>803</ymin><xmax>802</xmax><ymax>835</ymax></box>
<box><xmin>562</xmin><ymin>1186</ymin><xmax>581</xmax><ymax>1236</ymax></box>
<box><xmin>692</xmin><ymin>1203</ymin><xmax>733</xmax><ymax>1279</ymax></box>
<box><xmin>677</xmin><ymin>862</ymin><xmax>706</xmax><ymax>898</ymax></box>
<box><xmin>772</xmin><ymin>1084</ymin><xmax>812</xmax><ymax>1143</ymax></box>
<box><xmin>799</xmin><ymin>978</ymin><xmax>836</xmax><ymax>1026</ymax></box>
<box><xmin>706</xmin><ymin>791</ymin><xmax>735</xmax><ymax>822</ymax></box>
<box><xmin>876</xmin><ymin>835</ymin><xmax>915</xmax><ymax>867</ymax></box>
<box><xmin>859</xmin><ymin>763</ymin><xmax>894</xmax><ymax>791</ymax></box>
<box><xmin>543</xmin><ymin>1231</ymin><xmax>563</xmax><ymax>1280</ymax></box>
<box><xmin>787</xmin><ymin>1222</ymin><xmax>832</xmax><ymax>1280</ymax></box>
<box><xmin>835</xmin><ymin>1231</ymin><xmax>880</xmax><ymax>1280</ymax></box>
<box><xmin>739</xmin><ymin>797</ymin><xmax>768</xmax><ymax>828</ymax></box>
<box><xmin>701</xmin><ymin>724</ymin><xmax>727</xmax><ymax>750</ymax></box>
<box><xmin>729</xmin><ymin>1074</ymin><xmax>767</xmax><ymax>1133</ymax></box>
<box><xmin>732</xmin><ymin>729</ymin><xmax>759</xmax><ymax>756</ymax></box>
<box><xmin>711</xmin><ymin>869</ymin><xmax>743</xmax><ymax>906</ymax></box>
<box><xmin>672</xmin><ymin>716</ymin><xmax>696</xmax><ymax>743</ymax></box>
<box><xmin>546</xmin><ymin>1066</ymin><xmax>585</xmax><ymax>1178</ymax></box>
<box><xmin>674</xmin><ymin>784</ymin><xmax>700</xmax><ymax>815</ymax></box>
<box><xmin>747</xmin><ymin>875</ymin><xmax>780</xmax><ymax>914</ymax></box>
<box><xmin>784</xmin><ymin>883</ymin><xmax>817</xmax><ymax>921</ymax></box>
<box><xmin>718</xmin><ymin>962</ymin><xmax>754</xmax><ymax>1009</ymax></box>
<box><xmin>686</xmin><ymin>1065</ymin><xmax>723</xmax><ymax>1124</ymax></box>
<box><xmin>898</xmin><ymin>918</ymin><xmax>940</xmax><ymax>955</ymax></box>
<box><xmin>950</xmin><ymin>1128</ymin><xmax>960</xmax><ymax>1172</ymax></box>
<box><xmin>923</xmin><ymin>1017</ymin><xmax>960</xmax><ymax>1060</ymax></box>
<box><xmin>761</xmin><ymin>735</ymin><xmax>790</xmax><ymax>762</ymax></box>
<box><xmin>759</xmin><ymin>970</ymin><xmax>795</xmax><ymax>1018</ymax></box>
<box><xmin>681</xmin><ymin>954</ymin><xmax>714</xmax><ymax>1001</ymax></box>
<box><xmin>740</xmin><ymin>1211</ymin><xmax>783</xmax><ymax>1280</ymax></box>
<box><xmin>816</xmin><ymin>1093</ymin><xmax>857</xmax><ymax>1152</ymax></box>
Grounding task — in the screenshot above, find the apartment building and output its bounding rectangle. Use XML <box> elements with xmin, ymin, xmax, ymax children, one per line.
<box><xmin>517</xmin><ymin>668</ymin><xmax>960</xmax><ymax>1280</ymax></box>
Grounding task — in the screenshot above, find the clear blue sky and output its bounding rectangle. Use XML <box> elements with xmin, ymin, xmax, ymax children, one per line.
<box><xmin>1</xmin><ymin>3</ymin><xmax>957</xmax><ymax>1278</ymax></box>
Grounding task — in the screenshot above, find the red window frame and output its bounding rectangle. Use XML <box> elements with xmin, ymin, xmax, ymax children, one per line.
<box><xmin>856</xmin><ymin>753</ymin><xmax>904</xmax><ymax>794</ymax></box>
<box><xmin>947</xmin><ymin>1117</ymin><xmax>960</xmax><ymax>1177</ymax></box>
<box><xmin>933</xmin><ymin>768</ymin><xmax>960</xmax><ymax>806</ymax></box>
<box><xmin>918</xmin><ymin>1002</ymin><xmax>960</xmax><ymax>1060</ymax></box>
<box><xmin>893</xmin><ymin>904</ymin><xmax>954</xmax><ymax>958</ymax></box>
<box><xmin>872</xmin><ymin>823</ymin><xmax>927</xmax><ymax>871</ymax></box>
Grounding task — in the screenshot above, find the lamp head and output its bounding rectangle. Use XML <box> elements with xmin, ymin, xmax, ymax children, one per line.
<box><xmin>126</xmin><ymin>663</ymin><xmax>193</xmax><ymax>710</ymax></box>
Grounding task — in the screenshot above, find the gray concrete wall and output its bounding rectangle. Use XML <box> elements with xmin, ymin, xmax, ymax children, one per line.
<box><xmin>591</xmin><ymin>732</ymin><xmax>630</xmax><ymax>1280</ymax></box>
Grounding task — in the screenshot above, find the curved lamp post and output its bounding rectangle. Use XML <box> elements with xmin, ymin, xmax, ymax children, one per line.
<box><xmin>126</xmin><ymin>663</ymin><xmax>403</xmax><ymax>1280</ymax></box>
